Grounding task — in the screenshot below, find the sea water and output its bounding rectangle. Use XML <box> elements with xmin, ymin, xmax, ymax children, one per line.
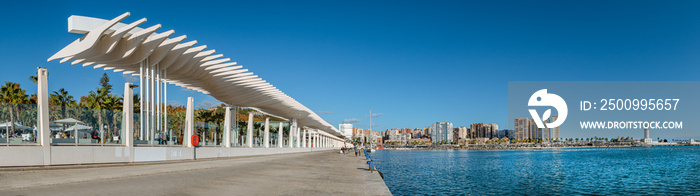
<box><xmin>372</xmin><ymin>146</ymin><xmax>700</xmax><ymax>195</ymax></box>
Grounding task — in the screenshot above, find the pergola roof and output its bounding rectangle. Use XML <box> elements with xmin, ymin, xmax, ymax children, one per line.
<box><xmin>48</xmin><ymin>12</ymin><xmax>342</xmax><ymax>139</ymax></box>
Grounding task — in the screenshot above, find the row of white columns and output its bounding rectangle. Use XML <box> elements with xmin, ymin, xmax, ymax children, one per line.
<box><xmin>139</xmin><ymin>59</ymin><xmax>168</xmax><ymax>144</ymax></box>
<box><xmin>36</xmin><ymin>68</ymin><xmax>339</xmax><ymax>150</ymax></box>
<box><xmin>145</xmin><ymin>99</ymin><xmax>342</xmax><ymax>149</ymax></box>
<box><xmin>33</xmin><ymin>69</ymin><xmax>342</xmax><ymax>165</ymax></box>
<box><xmin>207</xmin><ymin>104</ymin><xmax>341</xmax><ymax>149</ymax></box>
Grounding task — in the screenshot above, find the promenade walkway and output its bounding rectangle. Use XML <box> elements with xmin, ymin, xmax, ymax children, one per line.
<box><xmin>0</xmin><ymin>150</ymin><xmax>391</xmax><ymax>195</ymax></box>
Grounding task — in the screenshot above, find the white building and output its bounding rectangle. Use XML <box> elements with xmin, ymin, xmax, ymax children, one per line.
<box><xmin>339</xmin><ymin>123</ymin><xmax>353</xmax><ymax>139</ymax></box>
<box><xmin>455</xmin><ymin>126</ymin><xmax>469</xmax><ymax>140</ymax></box>
<box><xmin>643</xmin><ymin>128</ymin><xmax>652</xmax><ymax>143</ymax></box>
<box><xmin>552</xmin><ymin>115</ymin><xmax>560</xmax><ymax>140</ymax></box>
<box><xmin>430</xmin><ymin>122</ymin><xmax>453</xmax><ymax>143</ymax></box>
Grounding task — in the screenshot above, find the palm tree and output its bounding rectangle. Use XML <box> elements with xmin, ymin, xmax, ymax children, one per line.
<box><xmin>81</xmin><ymin>89</ymin><xmax>107</xmax><ymax>139</ymax></box>
<box><xmin>0</xmin><ymin>82</ymin><xmax>29</xmax><ymax>134</ymax></box>
<box><xmin>77</xmin><ymin>74</ymin><xmax>115</xmax><ymax>142</ymax></box>
<box><xmin>29</xmin><ymin>73</ymin><xmax>49</xmax><ymax>103</ymax></box>
<box><xmin>102</xmin><ymin>94</ymin><xmax>123</xmax><ymax>142</ymax></box>
<box><xmin>29</xmin><ymin>72</ymin><xmax>48</xmax><ymax>84</ymax></box>
<box><xmin>133</xmin><ymin>93</ymin><xmax>140</xmax><ymax>113</ymax></box>
<box><xmin>50</xmin><ymin>88</ymin><xmax>77</xmax><ymax>118</ymax></box>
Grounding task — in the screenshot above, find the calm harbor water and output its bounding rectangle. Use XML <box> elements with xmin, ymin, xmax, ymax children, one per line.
<box><xmin>372</xmin><ymin>146</ymin><xmax>700</xmax><ymax>195</ymax></box>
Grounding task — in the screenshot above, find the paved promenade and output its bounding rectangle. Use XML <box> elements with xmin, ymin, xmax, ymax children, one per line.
<box><xmin>0</xmin><ymin>150</ymin><xmax>391</xmax><ymax>196</ymax></box>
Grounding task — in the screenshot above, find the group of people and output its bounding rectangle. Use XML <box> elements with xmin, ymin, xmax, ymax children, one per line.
<box><xmin>340</xmin><ymin>146</ymin><xmax>366</xmax><ymax>157</ymax></box>
<box><xmin>1</xmin><ymin>132</ymin><xmax>22</xmax><ymax>138</ymax></box>
<box><xmin>353</xmin><ymin>146</ymin><xmax>365</xmax><ymax>156</ymax></box>
<box><xmin>338</xmin><ymin>146</ymin><xmax>369</xmax><ymax>156</ymax></box>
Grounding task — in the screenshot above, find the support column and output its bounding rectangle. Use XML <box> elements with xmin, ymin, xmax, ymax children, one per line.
<box><xmin>123</xmin><ymin>83</ymin><xmax>135</xmax><ymax>163</ymax></box>
<box><xmin>139</xmin><ymin>62</ymin><xmax>144</xmax><ymax>140</ymax></box>
<box><xmin>150</xmin><ymin>59</ymin><xmax>155</xmax><ymax>144</ymax></box>
<box><xmin>123</xmin><ymin>83</ymin><xmax>134</xmax><ymax>147</ymax></box>
<box><xmin>185</xmin><ymin>97</ymin><xmax>194</xmax><ymax>147</ymax></box>
<box><xmin>315</xmin><ymin>133</ymin><xmax>319</xmax><ymax>148</ymax></box>
<box><xmin>302</xmin><ymin>129</ymin><xmax>307</xmax><ymax>148</ymax></box>
<box><xmin>144</xmin><ymin>61</ymin><xmax>149</xmax><ymax>141</ymax></box>
<box><xmin>310</xmin><ymin>132</ymin><xmax>314</xmax><ymax>148</ymax></box>
<box><xmin>295</xmin><ymin>127</ymin><xmax>300</xmax><ymax>148</ymax></box>
<box><xmin>156</xmin><ymin>64</ymin><xmax>160</xmax><ymax>145</ymax></box>
<box><xmin>278</xmin><ymin>122</ymin><xmax>283</xmax><ymax>148</ymax></box>
<box><xmin>247</xmin><ymin>113</ymin><xmax>254</xmax><ymax>148</ymax></box>
<box><xmin>233</xmin><ymin>106</ymin><xmax>237</xmax><ymax>146</ymax></box>
<box><xmin>37</xmin><ymin>68</ymin><xmax>50</xmax><ymax>165</ymax></box>
<box><xmin>264</xmin><ymin>117</ymin><xmax>270</xmax><ymax>148</ymax></box>
<box><xmin>164</xmin><ymin>70</ymin><xmax>168</xmax><ymax>143</ymax></box>
<box><xmin>288</xmin><ymin>121</ymin><xmax>294</xmax><ymax>148</ymax></box>
<box><xmin>224</xmin><ymin>107</ymin><xmax>231</xmax><ymax>148</ymax></box>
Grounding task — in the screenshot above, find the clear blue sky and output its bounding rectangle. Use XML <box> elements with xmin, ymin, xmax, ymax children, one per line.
<box><xmin>1</xmin><ymin>1</ymin><xmax>700</xmax><ymax>135</ymax></box>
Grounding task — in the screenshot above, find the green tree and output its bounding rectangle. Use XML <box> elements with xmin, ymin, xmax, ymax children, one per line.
<box><xmin>99</xmin><ymin>73</ymin><xmax>112</xmax><ymax>94</ymax></box>
<box><xmin>133</xmin><ymin>93</ymin><xmax>141</xmax><ymax>113</ymax></box>
<box><xmin>0</xmin><ymin>82</ymin><xmax>29</xmax><ymax>133</ymax></box>
<box><xmin>29</xmin><ymin>72</ymin><xmax>48</xmax><ymax>84</ymax></box>
<box><xmin>102</xmin><ymin>94</ymin><xmax>123</xmax><ymax>141</ymax></box>
<box><xmin>50</xmin><ymin>88</ymin><xmax>77</xmax><ymax>118</ymax></box>
<box><xmin>80</xmin><ymin>73</ymin><xmax>114</xmax><ymax>142</ymax></box>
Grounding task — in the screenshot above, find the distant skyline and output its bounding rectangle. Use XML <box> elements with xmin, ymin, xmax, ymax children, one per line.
<box><xmin>2</xmin><ymin>1</ymin><xmax>700</xmax><ymax>138</ymax></box>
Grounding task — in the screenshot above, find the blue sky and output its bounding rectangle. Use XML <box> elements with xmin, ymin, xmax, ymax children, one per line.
<box><xmin>1</xmin><ymin>1</ymin><xmax>700</xmax><ymax>136</ymax></box>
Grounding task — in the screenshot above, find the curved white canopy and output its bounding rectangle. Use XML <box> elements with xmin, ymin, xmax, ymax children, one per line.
<box><xmin>49</xmin><ymin>12</ymin><xmax>343</xmax><ymax>139</ymax></box>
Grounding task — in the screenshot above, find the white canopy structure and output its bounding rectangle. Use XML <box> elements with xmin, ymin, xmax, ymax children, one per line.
<box><xmin>0</xmin><ymin>122</ymin><xmax>31</xmax><ymax>130</ymax></box>
<box><xmin>48</xmin><ymin>12</ymin><xmax>343</xmax><ymax>139</ymax></box>
<box><xmin>54</xmin><ymin>118</ymin><xmax>84</xmax><ymax>124</ymax></box>
<box><xmin>65</xmin><ymin>124</ymin><xmax>93</xmax><ymax>132</ymax></box>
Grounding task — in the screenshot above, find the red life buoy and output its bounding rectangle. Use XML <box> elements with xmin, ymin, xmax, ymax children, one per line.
<box><xmin>191</xmin><ymin>135</ymin><xmax>199</xmax><ymax>146</ymax></box>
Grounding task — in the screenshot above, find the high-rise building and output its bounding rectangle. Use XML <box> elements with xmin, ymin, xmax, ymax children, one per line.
<box><xmin>455</xmin><ymin>126</ymin><xmax>469</xmax><ymax>140</ymax></box>
<box><xmin>497</xmin><ymin>129</ymin><xmax>514</xmax><ymax>139</ymax></box>
<box><xmin>412</xmin><ymin>129</ymin><xmax>423</xmax><ymax>139</ymax></box>
<box><xmin>552</xmin><ymin>115</ymin><xmax>559</xmax><ymax>141</ymax></box>
<box><xmin>352</xmin><ymin>128</ymin><xmax>380</xmax><ymax>144</ymax></box>
<box><xmin>643</xmin><ymin>128</ymin><xmax>652</xmax><ymax>143</ymax></box>
<box><xmin>514</xmin><ymin>117</ymin><xmax>533</xmax><ymax>140</ymax></box>
<box><xmin>515</xmin><ymin>116</ymin><xmax>556</xmax><ymax>141</ymax></box>
<box><xmin>470</xmin><ymin>123</ymin><xmax>499</xmax><ymax>139</ymax></box>
<box><xmin>387</xmin><ymin>129</ymin><xmax>400</xmax><ymax>141</ymax></box>
<box><xmin>489</xmin><ymin>123</ymin><xmax>499</xmax><ymax>139</ymax></box>
<box><xmin>430</xmin><ymin>122</ymin><xmax>453</xmax><ymax>143</ymax></box>
<box><xmin>339</xmin><ymin>123</ymin><xmax>353</xmax><ymax>139</ymax></box>
<box><xmin>538</xmin><ymin>118</ymin><xmax>550</xmax><ymax>141</ymax></box>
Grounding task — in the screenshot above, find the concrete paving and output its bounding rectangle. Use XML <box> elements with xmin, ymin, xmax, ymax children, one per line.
<box><xmin>0</xmin><ymin>149</ymin><xmax>391</xmax><ymax>196</ymax></box>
